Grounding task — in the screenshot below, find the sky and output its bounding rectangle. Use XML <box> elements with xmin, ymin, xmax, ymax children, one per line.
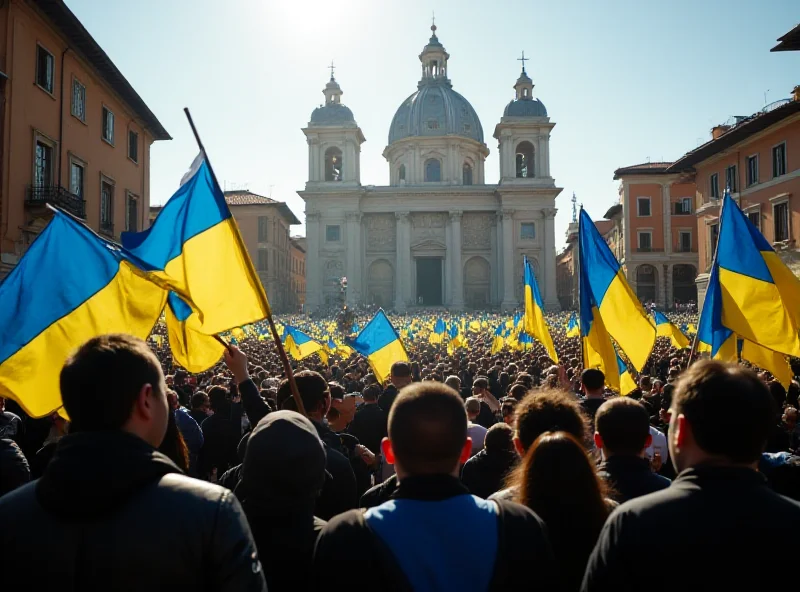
<box><xmin>66</xmin><ymin>0</ymin><xmax>798</xmax><ymax>249</ymax></box>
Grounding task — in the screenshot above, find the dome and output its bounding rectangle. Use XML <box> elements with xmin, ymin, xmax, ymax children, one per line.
<box><xmin>388</xmin><ymin>84</ymin><xmax>484</xmax><ymax>144</ymax></box>
<box><xmin>503</xmin><ymin>97</ymin><xmax>548</xmax><ymax>118</ymax></box>
<box><xmin>310</xmin><ymin>103</ymin><xmax>355</xmax><ymax>125</ymax></box>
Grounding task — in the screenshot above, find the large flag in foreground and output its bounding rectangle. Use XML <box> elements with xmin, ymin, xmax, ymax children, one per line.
<box><xmin>0</xmin><ymin>212</ymin><xmax>166</xmax><ymax>417</ymax></box>
<box><xmin>654</xmin><ymin>311</ymin><xmax>690</xmax><ymax>349</ymax></box>
<box><xmin>696</xmin><ymin>263</ymin><xmax>737</xmax><ymax>361</ymax></box>
<box><xmin>578</xmin><ymin>209</ymin><xmax>655</xmax><ymax>371</ymax></box>
<box><xmin>349</xmin><ymin>310</ymin><xmax>408</xmax><ymax>383</ymax></box>
<box><xmin>523</xmin><ymin>256</ymin><xmax>558</xmax><ymax>362</ymax></box>
<box><xmin>165</xmin><ymin>291</ymin><xmax>225</xmax><ymax>373</ymax></box>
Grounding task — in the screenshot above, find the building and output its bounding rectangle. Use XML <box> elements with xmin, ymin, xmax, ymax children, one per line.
<box><xmin>0</xmin><ymin>0</ymin><xmax>170</xmax><ymax>279</ymax></box>
<box><xmin>555</xmin><ymin>218</ymin><xmax>615</xmax><ymax>310</ymax></box>
<box><xmin>290</xmin><ymin>235</ymin><xmax>306</xmax><ymax>311</ymax></box>
<box><xmin>149</xmin><ymin>189</ymin><xmax>300</xmax><ymax>313</ymax></box>
<box><xmin>610</xmin><ymin>163</ymin><xmax>699</xmax><ymax>309</ymax></box>
<box><xmin>298</xmin><ymin>25</ymin><xmax>562</xmax><ymax>312</ymax></box>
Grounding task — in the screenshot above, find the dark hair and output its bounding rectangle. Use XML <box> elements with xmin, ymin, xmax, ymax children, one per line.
<box><xmin>207</xmin><ymin>386</ymin><xmax>229</xmax><ymax>413</ymax></box>
<box><xmin>788</xmin><ymin>381</ymin><xmax>800</xmax><ymax>409</ymax></box>
<box><xmin>362</xmin><ymin>384</ymin><xmax>381</xmax><ymax>402</ymax></box>
<box><xmin>595</xmin><ymin>398</ymin><xmax>651</xmax><ymax>456</ymax></box>
<box><xmin>60</xmin><ymin>334</ymin><xmax>163</xmax><ymax>433</ymax></box>
<box><xmin>673</xmin><ymin>360</ymin><xmax>774</xmax><ymax>463</ymax></box>
<box><xmin>768</xmin><ymin>381</ymin><xmax>787</xmax><ymax>415</ymax></box>
<box><xmin>158</xmin><ymin>411</ymin><xmax>189</xmax><ymax>472</ymax></box>
<box><xmin>473</xmin><ymin>376</ymin><xmax>489</xmax><ymax>390</ymax></box>
<box><xmin>509</xmin><ymin>383</ymin><xmax>529</xmax><ymax>401</ymax></box>
<box><xmin>328</xmin><ymin>382</ymin><xmax>345</xmax><ymax>401</ymax></box>
<box><xmin>581</xmin><ymin>368</ymin><xmax>605</xmax><ymax>391</ymax></box>
<box><xmin>391</xmin><ymin>362</ymin><xmax>412</xmax><ymax>378</ymax></box>
<box><xmin>190</xmin><ymin>392</ymin><xmax>208</xmax><ymax>409</ymax></box>
<box><xmin>388</xmin><ymin>382</ymin><xmax>466</xmax><ymax>474</ymax></box>
<box><xmin>514</xmin><ymin>389</ymin><xmax>589</xmax><ymax>451</ymax></box>
<box><xmin>277</xmin><ymin>370</ymin><xmax>330</xmax><ymax>415</ymax></box>
<box><xmin>485</xmin><ymin>422</ymin><xmax>515</xmax><ymax>454</ymax></box>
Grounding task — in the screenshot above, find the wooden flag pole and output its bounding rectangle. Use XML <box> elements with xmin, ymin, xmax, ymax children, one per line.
<box><xmin>183</xmin><ymin>108</ymin><xmax>306</xmax><ymax>417</ymax></box>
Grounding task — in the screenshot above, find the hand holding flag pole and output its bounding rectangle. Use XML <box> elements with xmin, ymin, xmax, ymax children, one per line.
<box><xmin>183</xmin><ymin>108</ymin><xmax>306</xmax><ymax>416</ymax></box>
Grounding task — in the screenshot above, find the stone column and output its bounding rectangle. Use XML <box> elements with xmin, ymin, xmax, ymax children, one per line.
<box><xmin>537</xmin><ymin>135</ymin><xmax>545</xmax><ymax>178</ymax></box>
<box><xmin>394</xmin><ymin>212</ymin><xmax>410</xmax><ymax>310</ymax></box>
<box><xmin>543</xmin><ymin>208</ymin><xmax>561</xmax><ymax>310</ymax></box>
<box><xmin>490</xmin><ymin>221</ymin><xmax>498</xmax><ymax>305</ymax></box>
<box><xmin>444</xmin><ymin>222</ymin><xmax>452</xmax><ymax>305</ymax></box>
<box><xmin>450</xmin><ymin>211</ymin><xmax>464</xmax><ymax>309</ymax></box>
<box><xmin>543</xmin><ymin>135</ymin><xmax>551</xmax><ymax>177</ymax></box>
<box><xmin>305</xmin><ymin>212</ymin><xmax>321</xmax><ymax>312</ymax></box>
<box><xmin>495</xmin><ymin>212</ymin><xmax>504</xmax><ymax>305</ymax></box>
<box><xmin>501</xmin><ymin>209</ymin><xmax>516</xmax><ymax>310</ymax></box>
<box><xmin>345</xmin><ymin>212</ymin><xmax>361</xmax><ymax>306</ymax></box>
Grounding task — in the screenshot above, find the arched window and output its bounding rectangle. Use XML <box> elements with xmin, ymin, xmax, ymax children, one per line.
<box><xmin>398</xmin><ymin>164</ymin><xmax>406</xmax><ymax>184</ymax></box>
<box><xmin>424</xmin><ymin>158</ymin><xmax>441</xmax><ymax>183</ymax></box>
<box><xmin>515</xmin><ymin>141</ymin><xmax>535</xmax><ymax>178</ymax></box>
<box><xmin>462</xmin><ymin>162</ymin><xmax>473</xmax><ymax>186</ymax></box>
<box><xmin>523</xmin><ymin>88</ymin><xmax>528</xmax><ymax>98</ymax></box>
<box><xmin>325</xmin><ymin>147</ymin><xmax>343</xmax><ymax>181</ymax></box>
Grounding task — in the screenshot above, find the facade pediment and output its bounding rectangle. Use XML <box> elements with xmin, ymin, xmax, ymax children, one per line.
<box><xmin>411</xmin><ymin>238</ymin><xmax>446</xmax><ymax>252</ymax></box>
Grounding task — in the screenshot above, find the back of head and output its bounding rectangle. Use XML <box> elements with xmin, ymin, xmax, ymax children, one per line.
<box><xmin>391</xmin><ymin>361</ymin><xmax>412</xmax><ymax>380</ymax></box>
<box><xmin>465</xmin><ymin>396</ymin><xmax>481</xmax><ymax>416</ymax></box>
<box><xmin>277</xmin><ymin>370</ymin><xmax>330</xmax><ymax>415</ymax></box>
<box><xmin>388</xmin><ymin>382</ymin><xmax>467</xmax><ymax>475</ymax></box>
<box><xmin>484</xmin><ymin>423</ymin><xmax>515</xmax><ymax>455</ymax></box>
<box><xmin>473</xmin><ymin>376</ymin><xmax>489</xmax><ymax>391</ymax></box>
<box><xmin>60</xmin><ymin>334</ymin><xmax>163</xmax><ymax>433</ymax></box>
<box><xmin>207</xmin><ymin>386</ymin><xmax>229</xmax><ymax>413</ymax></box>
<box><xmin>328</xmin><ymin>382</ymin><xmax>345</xmax><ymax>401</ymax></box>
<box><xmin>581</xmin><ymin>368</ymin><xmax>605</xmax><ymax>392</ymax></box>
<box><xmin>190</xmin><ymin>391</ymin><xmax>208</xmax><ymax>410</ymax></box>
<box><xmin>444</xmin><ymin>375</ymin><xmax>461</xmax><ymax>392</ymax></box>
<box><xmin>673</xmin><ymin>360</ymin><xmax>774</xmax><ymax>464</ymax></box>
<box><xmin>595</xmin><ymin>398</ymin><xmax>651</xmax><ymax>456</ymax></box>
<box><xmin>515</xmin><ymin>389</ymin><xmax>589</xmax><ymax>451</ymax></box>
<box><xmin>362</xmin><ymin>384</ymin><xmax>381</xmax><ymax>403</ymax></box>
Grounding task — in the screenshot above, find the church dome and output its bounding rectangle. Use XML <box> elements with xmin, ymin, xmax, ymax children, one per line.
<box><xmin>388</xmin><ymin>84</ymin><xmax>484</xmax><ymax>144</ymax></box>
<box><xmin>503</xmin><ymin>97</ymin><xmax>548</xmax><ymax>117</ymax></box>
<box><xmin>310</xmin><ymin>103</ymin><xmax>355</xmax><ymax>125</ymax></box>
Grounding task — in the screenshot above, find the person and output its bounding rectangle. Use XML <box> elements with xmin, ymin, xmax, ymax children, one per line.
<box><xmin>189</xmin><ymin>391</ymin><xmax>211</xmax><ymax>427</ymax></box>
<box><xmin>582</xmin><ymin>360</ymin><xmax>800</xmax><ymax>592</ymax></box>
<box><xmin>465</xmin><ymin>397</ymin><xmax>488</xmax><ymax>455</ymax></box>
<box><xmin>378</xmin><ymin>361</ymin><xmax>413</xmax><ymax>412</ymax></box>
<box><xmin>200</xmin><ymin>385</ymin><xmax>242</xmax><ymax>480</ymax></box>
<box><xmin>347</xmin><ymin>384</ymin><xmax>388</xmax><ymax>458</ymax></box>
<box><xmin>30</xmin><ymin>412</ymin><xmax>68</xmax><ymax>479</ymax></box>
<box><xmin>579</xmin><ymin>368</ymin><xmax>607</xmax><ymax>422</ymax></box>
<box><xmin>0</xmin><ymin>438</ymin><xmax>29</xmax><ymax>496</ymax></box>
<box><xmin>461</xmin><ymin>423</ymin><xmax>518</xmax><ymax>499</ymax></box>
<box><xmin>471</xmin><ymin>377</ymin><xmax>499</xmax><ymax>428</ymax></box>
<box><xmin>0</xmin><ymin>334</ymin><xmax>266</xmax><ymax>591</ymax></box>
<box><xmin>508</xmin><ymin>431</ymin><xmax>611</xmax><ymax>592</ymax></box>
<box><xmin>0</xmin><ymin>397</ymin><xmax>24</xmax><ymax>444</ymax></box>
<box><xmin>313</xmin><ymin>382</ymin><xmax>557</xmax><ymax>591</ymax></box>
<box><xmin>168</xmin><ymin>389</ymin><xmax>204</xmax><ymax>476</ymax></box>
<box><xmin>234</xmin><ymin>411</ymin><xmax>327</xmax><ymax>592</ymax></box>
<box><xmin>594</xmin><ymin>398</ymin><xmax>671</xmax><ymax>503</ymax></box>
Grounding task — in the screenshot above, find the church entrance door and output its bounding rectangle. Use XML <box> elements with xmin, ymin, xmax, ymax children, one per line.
<box><xmin>416</xmin><ymin>258</ymin><xmax>442</xmax><ymax>306</ymax></box>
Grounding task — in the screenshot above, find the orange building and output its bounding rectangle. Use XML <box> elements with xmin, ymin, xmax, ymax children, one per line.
<box><xmin>0</xmin><ymin>0</ymin><xmax>170</xmax><ymax>278</ymax></box>
<box><xmin>290</xmin><ymin>236</ymin><xmax>306</xmax><ymax>311</ymax></box>
<box><xmin>609</xmin><ymin>163</ymin><xmax>699</xmax><ymax>309</ymax></box>
<box><xmin>556</xmin><ymin>218</ymin><xmax>615</xmax><ymax>310</ymax></box>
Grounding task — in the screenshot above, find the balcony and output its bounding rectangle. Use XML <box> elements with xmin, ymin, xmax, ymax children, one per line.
<box><xmin>26</xmin><ymin>185</ymin><xmax>86</xmax><ymax>219</ymax></box>
<box><xmin>675</xmin><ymin>244</ymin><xmax>694</xmax><ymax>253</ymax></box>
<box><xmin>636</xmin><ymin>246</ymin><xmax>664</xmax><ymax>253</ymax></box>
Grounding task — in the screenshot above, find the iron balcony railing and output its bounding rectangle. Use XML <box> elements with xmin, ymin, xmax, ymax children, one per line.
<box><xmin>26</xmin><ymin>185</ymin><xmax>86</xmax><ymax>219</ymax></box>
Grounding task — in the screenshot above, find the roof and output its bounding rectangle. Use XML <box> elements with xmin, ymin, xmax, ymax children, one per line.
<box><xmin>594</xmin><ymin>220</ymin><xmax>614</xmax><ymax>236</ymax></box>
<box><xmin>388</xmin><ymin>83</ymin><xmax>484</xmax><ymax>144</ymax></box>
<box><xmin>772</xmin><ymin>23</ymin><xmax>800</xmax><ymax>52</ymax></box>
<box><xmin>223</xmin><ymin>190</ymin><xmax>301</xmax><ymax>224</ymax></box>
<box><xmin>604</xmin><ymin>203</ymin><xmax>623</xmax><ymax>219</ymax></box>
<box><xmin>289</xmin><ymin>237</ymin><xmax>306</xmax><ymax>253</ymax></box>
<box><xmin>310</xmin><ymin>103</ymin><xmax>355</xmax><ymax>125</ymax></box>
<box><xmin>613</xmin><ymin>162</ymin><xmax>672</xmax><ymax>179</ymax></box>
<box><xmin>31</xmin><ymin>0</ymin><xmax>170</xmax><ymax>141</ymax></box>
<box><xmin>667</xmin><ymin>99</ymin><xmax>800</xmax><ymax>172</ymax></box>
<box><xmin>503</xmin><ymin>97</ymin><xmax>548</xmax><ymax>118</ymax></box>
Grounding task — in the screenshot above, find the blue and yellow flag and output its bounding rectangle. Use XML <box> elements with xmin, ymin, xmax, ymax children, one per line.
<box><xmin>715</xmin><ymin>192</ymin><xmax>800</xmax><ymax>357</ymax></box>
<box><xmin>122</xmin><ymin>154</ymin><xmax>271</xmax><ymax>364</ymax></box>
<box><xmin>578</xmin><ymin>209</ymin><xmax>655</xmax><ymax>371</ymax></box>
<box><xmin>429</xmin><ymin>318</ymin><xmax>446</xmax><ymax>344</ymax></box>
<box><xmin>523</xmin><ymin>256</ymin><xmax>558</xmax><ymax>362</ymax></box>
<box><xmin>491</xmin><ymin>324</ymin><xmax>505</xmax><ymax>355</ymax></box>
<box><xmin>283</xmin><ymin>325</ymin><xmax>327</xmax><ymax>363</ymax></box>
<box><xmin>166</xmin><ymin>292</ymin><xmax>224</xmax><ymax>372</ymax></box>
<box><xmin>0</xmin><ymin>212</ymin><xmax>167</xmax><ymax>417</ymax></box>
<box><xmin>447</xmin><ymin>323</ymin><xmax>467</xmax><ymax>355</ymax></box>
<box><xmin>653</xmin><ymin>311</ymin><xmax>690</xmax><ymax>349</ymax></box>
<box><xmin>738</xmin><ymin>339</ymin><xmax>792</xmax><ymax>388</ymax></box>
<box><xmin>696</xmin><ymin>263</ymin><xmax>737</xmax><ymax>361</ymax></box>
<box><xmin>616</xmin><ymin>351</ymin><xmax>637</xmax><ymax>396</ymax></box>
<box><xmin>566</xmin><ymin>313</ymin><xmax>580</xmax><ymax>338</ymax></box>
<box><xmin>349</xmin><ymin>310</ymin><xmax>408</xmax><ymax>383</ymax></box>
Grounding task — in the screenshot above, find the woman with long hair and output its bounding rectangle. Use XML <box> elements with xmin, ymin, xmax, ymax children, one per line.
<box><xmin>158</xmin><ymin>411</ymin><xmax>190</xmax><ymax>474</ymax></box>
<box><xmin>507</xmin><ymin>431</ymin><xmax>612</xmax><ymax>592</ymax></box>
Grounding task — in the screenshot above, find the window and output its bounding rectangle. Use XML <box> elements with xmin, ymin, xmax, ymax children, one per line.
<box><xmin>678</xmin><ymin>231</ymin><xmax>691</xmax><ymax>252</ymax></box>
<box><xmin>637</xmin><ymin>197</ymin><xmax>651</xmax><ymax>217</ymax></box>
<box><xmin>709</xmin><ymin>223</ymin><xmax>719</xmax><ymax>262</ymax></box>
<box><xmin>774</xmin><ymin>201</ymin><xmax>790</xmax><ymax>242</ymax></box>
<box><xmin>100</xmin><ymin>180</ymin><xmax>114</xmax><ymax>234</ymax></box>
<box><xmin>773</xmin><ymin>143</ymin><xmax>787</xmax><ymax>178</ymax></box>
<box><xmin>258</xmin><ymin>248</ymin><xmax>268</xmax><ymax>272</ymax></box>
<box><xmin>674</xmin><ymin>197</ymin><xmax>693</xmax><ymax>215</ymax></box>
<box><xmin>258</xmin><ymin>216</ymin><xmax>268</xmax><ymax>242</ymax></box>
<box><xmin>424</xmin><ymin>158</ymin><xmax>441</xmax><ymax>182</ymax></box>
<box><xmin>426</xmin><ymin>119</ymin><xmax>439</xmax><ymax>130</ymax></box>
<box><xmin>515</xmin><ymin>141</ymin><xmax>535</xmax><ymax>178</ymax></box>
<box><xmin>520</xmin><ymin>222</ymin><xmax>536</xmax><ymax>239</ymax></box>
<box><xmin>398</xmin><ymin>164</ymin><xmax>406</xmax><ymax>184</ymax></box>
<box><xmin>126</xmin><ymin>193</ymin><xmax>139</xmax><ymax>232</ymax></box>
<box><xmin>747</xmin><ymin>155</ymin><xmax>759</xmax><ymax>186</ymax></box>
<box><xmin>128</xmin><ymin>130</ymin><xmax>139</xmax><ymax>163</ymax></box>
<box><xmin>462</xmin><ymin>162</ymin><xmax>473</xmax><ymax>186</ymax></box>
<box><xmin>36</xmin><ymin>45</ymin><xmax>54</xmax><ymax>94</ymax></box>
<box><xmin>34</xmin><ymin>140</ymin><xmax>53</xmax><ymax>187</ymax></box>
<box><xmin>102</xmin><ymin>106</ymin><xmax>115</xmax><ymax>144</ymax></box>
<box><xmin>638</xmin><ymin>231</ymin><xmax>652</xmax><ymax>251</ymax></box>
<box><xmin>69</xmin><ymin>161</ymin><xmax>84</xmax><ymax>198</ymax></box>
<box><xmin>326</xmin><ymin>225</ymin><xmax>341</xmax><ymax>242</ymax></box>
<box><xmin>725</xmin><ymin>165</ymin><xmax>737</xmax><ymax>193</ymax></box>
<box><xmin>747</xmin><ymin>211</ymin><xmax>760</xmax><ymax>230</ymax></box>
<box><xmin>709</xmin><ymin>173</ymin><xmax>719</xmax><ymax>199</ymax></box>
<box><xmin>71</xmin><ymin>78</ymin><xmax>86</xmax><ymax>122</ymax></box>
<box><xmin>325</xmin><ymin>147</ymin><xmax>342</xmax><ymax>181</ymax></box>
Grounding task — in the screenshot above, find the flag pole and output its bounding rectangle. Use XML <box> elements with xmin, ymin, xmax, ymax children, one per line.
<box><xmin>183</xmin><ymin>108</ymin><xmax>306</xmax><ymax>416</ymax></box>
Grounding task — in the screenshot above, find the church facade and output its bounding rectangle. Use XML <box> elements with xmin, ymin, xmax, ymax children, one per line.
<box><xmin>298</xmin><ymin>25</ymin><xmax>562</xmax><ymax>312</ymax></box>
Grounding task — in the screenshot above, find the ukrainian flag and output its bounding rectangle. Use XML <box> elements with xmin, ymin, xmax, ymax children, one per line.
<box><xmin>696</xmin><ymin>263</ymin><xmax>737</xmax><ymax>361</ymax></box>
<box><xmin>491</xmin><ymin>324</ymin><xmax>505</xmax><ymax>354</ymax></box>
<box><xmin>566</xmin><ymin>313</ymin><xmax>580</xmax><ymax>338</ymax></box>
<box><xmin>166</xmin><ymin>291</ymin><xmax>224</xmax><ymax>373</ymax></box>
<box><xmin>122</xmin><ymin>153</ymin><xmax>270</xmax><ymax>340</ymax></box>
<box><xmin>578</xmin><ymin>208</ymin><xmax>655</xmax><ymax>371</ymax></box>
<box><xmin>429</xmin><ymin>318</ymin><xmax>446</xmax><ymax>344</ymax></box>
<box><xmin>0</xmin><ymin>212</ymin><xmax>166</xmax><ymax>418</ymax></box>
<box><xmin>616</xmin><ymin>352</ymin><xmax>637</xmax><ymax>396</ymax></box>
<box><xmin>739</xmin><ymin>339</ymin><xmax>792</xmax><ymax>388</ymax></box>
<box><xmin>653</xmin><ymin>311</ymin><xmax>690</xmax><ymax>349</ymax></box>
<box><xmin>715</xmin><ymin>192</ymin><xmax>800</xmax><ymax>357</ymax></box>
<box><xmin>283</xmin><ymin>325</ymin><xmax>327</xmax><ymax>362</ymax></box>
<box><xmin>349</xmin><ymin>310</ymin><xmax>408</xmax><ymax>383</ymax></box>
<box><xmin>523</xmin><ymin>256</ymin><xmax>558</xmax><ymax>362</ymax></box>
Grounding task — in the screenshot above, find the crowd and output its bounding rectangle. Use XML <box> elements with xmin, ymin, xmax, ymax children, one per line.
<box><xmin>2</xmin><ymin>306</ymin><xmax>800</xmax><ymax>591</ymax></box>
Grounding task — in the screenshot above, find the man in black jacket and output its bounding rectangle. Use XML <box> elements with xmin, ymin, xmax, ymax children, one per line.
<box><xmin>461</xmin><ymin>423</ymin><xmax>518</xmax><ymax>499</ymax></box>
<box><xmin>0</xmin><ymin>334</ymin><xmax>265</xmax><ymax>591</ymax></box>
<box><xmin>582</xmin><ymin>360</ymin><xmax>800</xmax><ymax>592</ymax></box>
<box><xmin>313</xmin><ymin>382</ymin><xmax>556</xmax><ymax>591</ymax></box>
<box><xmin>594</xmin><ymin>398</ymin><xmax>670</xmax><ymax>503</ymax></box>
<box><xmin>378</xmin><ymin>361</ymin><xmax>413</xmax><ymax>412</ymax></box>
<box><xmin>347</xmin><ymin>384</ymin><xmax>387</xmax><ymax>456</ymax></box>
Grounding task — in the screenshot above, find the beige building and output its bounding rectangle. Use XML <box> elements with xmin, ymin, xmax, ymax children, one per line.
<box><xmin>289</xmin><ymin>236</ymin><xmax>306</xmax><ymax>311</ymax></box>
<box><xmin>0</xmin><ymin>0</ymin><xmax>170</xmax><ymax>279</ymax></box>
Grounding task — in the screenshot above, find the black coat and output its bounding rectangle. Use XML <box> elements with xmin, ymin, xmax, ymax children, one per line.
<box><xmin>582</xmin><ymin>465</ymin><xmax>800</xmax><ymax>592</ymax></box>
<box><xmin>597</xmin><ymin>455</ymin><xmax>671</xmax><ymax>503</ymax></box>
<box><xmin>0</xmin><ymin>438</ymin><xmax>29</xmax><ymax>496</ymax></box>
<box><xmin>461</xmin><ymin>449</ymin><xmax>518</xmax><ymax>499</ymax></box>
<box><xmin>360</xmin><ymin>474</ymin><xmax>399</xmax><ymax>509</ymax></box>
<box><xmin>0</xmin><ymin>431</ymin><xmax>266</xmax><ymax>591</ymax></box>
<box><xmin>378</xmin><ymin>385</ymin><xmax>399</xmax><ymax>413</ymax></box>
<box><xmin>200</xmin><ymin>406</ymin><xmax>242</xmax><ymax>478</ymax></box>
<box><xmin>347</xmin><ymin>403</ymin><xmax>388</xmax><ymax>456</ymax></box>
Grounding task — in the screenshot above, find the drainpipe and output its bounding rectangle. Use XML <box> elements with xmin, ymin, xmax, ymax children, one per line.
<box><xmin>57</xmin><ymin>47</ymin><xmax>70</xmax><ymax>190</ymax></box>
